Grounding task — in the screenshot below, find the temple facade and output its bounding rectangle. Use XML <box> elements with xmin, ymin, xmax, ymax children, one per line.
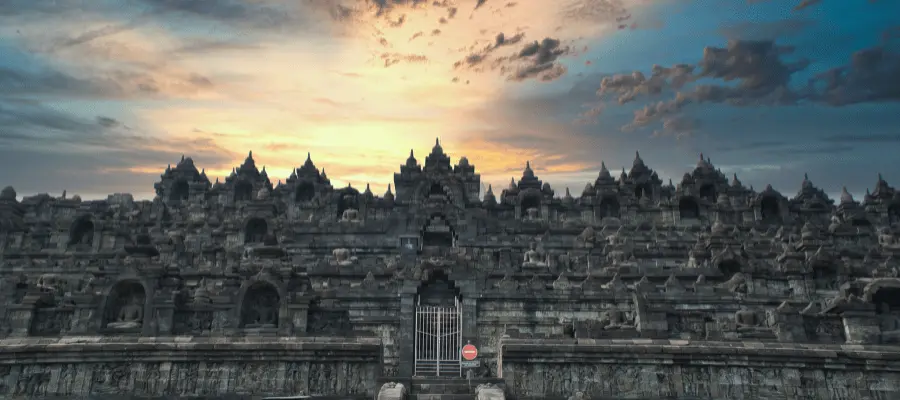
<box><xmin>1</xmin><ymin>139</ymin><xmax>900</xmax><ymax>399</ymax></box>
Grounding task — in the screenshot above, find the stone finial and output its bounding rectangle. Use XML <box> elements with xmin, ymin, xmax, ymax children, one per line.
<box><xmin>0</xmin><ymin>186</ymin><xmax>16</xmax><ymax>201</ymax></box>
<box><xmin>840</xmin><ymin>187</ymin><xmax>855</xmax><ymax>204</ymax></box>
<box><xmin>664</xmin><ymin>273</ymin><xmax>685</xmax><ymax>293</ymax></box>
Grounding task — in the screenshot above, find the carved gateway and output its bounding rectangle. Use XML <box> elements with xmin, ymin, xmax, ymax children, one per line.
<box><xmin>0</xmin><ymin>142</ymin><xmax>899</xmax><ymax>399</ymax></box>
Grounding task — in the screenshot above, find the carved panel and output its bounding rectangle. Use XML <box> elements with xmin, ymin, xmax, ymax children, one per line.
<box><xmin>803</xmin><ymin>315</ymin><xmax>846</xmax><ymax>344</ymax></box>
<box><xmin>307</xmin><ymin>308</ymin><xmax>352</xmax><ymax>334</ymax></box>
<box><xmin>29</xmin><ymin>306</ymin><xmax>72</xmax><ymax>336</ymax></box>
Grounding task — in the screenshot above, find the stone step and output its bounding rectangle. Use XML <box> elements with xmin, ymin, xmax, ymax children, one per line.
<box><xmin>412</xmin><ymin>382</ymin><xmax>476</xmax><ymax>394</ymax></box>
<box><xmin>410</xmin><ymin>394</ymin><xmax>475</xmax><ymax>400</ymax></box>
<box><xmin>410</xmin><ymin>377</ymin><xmax>505</xmax><ymax>386</ymax></box>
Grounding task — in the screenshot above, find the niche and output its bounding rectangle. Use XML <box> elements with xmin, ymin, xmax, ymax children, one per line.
<box><xmin>295</xmin><ymin>182</ymin><xmax>315</xmax><ymax>203</ymax></box>
<box><xmin>718</xmin><ymin>259</ymin><xmax>742</xmax><ymax>277</ymax></box>
<box><xmin>634</xmin><ymin>183</ymin><xmax>651</xmax><ymax>200</ymax></box>
<box><xmin>889</xmin><ymin>204</ymin><xmax>900</xmax><ymax>224</ymax></box>
<box><xmin>169</xmin><ymin>180</ymin><xmax>190</xmax><ymax>202</ymax></box>
<box><xmin>29</xmin><ymin>298</ymin><xmax>71</xmax><ymax>336</ymax></box>
<box><xmin>103</xmin><ymin>280</ymin><xmax>146</xmax><ymax>331</ymax></box>
<box><xmin>520</xmin><ymin>194</ymin><xmax>541</xmax><ymax>219</ymax></box>
<box><xmin>874</xmin><ymin>287</ymin><xmax>900</xmax><ymax>312</ymax></box>
<box><xmin>698</xmin><ymin>184</ymin><xmax>716</xmax><ymax>203</ymax></box>
<box><xmin>234</xmin><ymin>181</ymin><xmax>254</xmax><ymax>202</ymax></box>
<box><xmin>336</xmin><ymin>189</ymin><xmax>359</xmax><ymax>219</ymax></box>
<box><xmin>678</xmin><ymin>197</ymin><xmax>700</xmax><ymax>220</ymax></box>
<box><xmin>68</xmin><ymin>217</ymin><xmax>94</xmax><ymax>247</ymax></box>
<box><xmin>244</xmin><ymin>218</ymin><xmax>268</xmax><ymax>244</ymax></box>
<box><xmin>596</xmin><ymin>196</ymin><xmax>620</xmax><ymax>219</ymax></box>
<box><xmin>760</xmin><ymin>196</ymin><xmax>781</xmax><ymax>223</ymax></box>
<box><xmin>306</xmin><ymin>299</ymin><xmax>352</xmax><ymax>334</ymax></box>
<box><xmin>240</xmin><ymin>282</ymin><xmax>280</xmax><ymax>328</ymax></box>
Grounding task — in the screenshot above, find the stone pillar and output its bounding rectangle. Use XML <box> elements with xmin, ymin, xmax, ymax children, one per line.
<box><xmin>633</xmin><ymin>293</ymin><xmax>667</xmax><ymax>338</ymax></box>
<box><xmin>151</xmin><ymin>301</ymin><xmax>175</xmax><ymax>336</ymax></box>
<box><xmin>773</xmin><ymin>302</ymin><xmax>808</xmax><ymax>342</ymax></box>
<box><xmin>397</xmin><ymin>281</ymin><xmax>418</xmax><ymax>377</ymax></box>
<box><xmin>7</xmin><ymin>293</ymin><xmax>41</xmax><ymax>338</ymax></box>
<box><xmin>843</xmin><ymin>310</ymin><xmax>880</xmax><ymax>344</ymax></box>
<box><xmin>459</xmin><ymin>280</ymin><xmax>478</xmax><ymax>340</ymax></box>
<box><xmin>289</xmin><ymin>296</ymin><xmax>310</xmax><ymax>335</ymax></box>
<box><xmin>68</xmin><ymin>294</ymin><xmax>99</xmax><ymax>334</ymax></box>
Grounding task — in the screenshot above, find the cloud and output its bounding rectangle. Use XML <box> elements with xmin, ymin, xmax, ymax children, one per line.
<box><xmin>809</xmin><ymin>45</ymin><xmax>900</xmax><ymax>105</ymax></box>
<box><xmin>599</xmin><ymin>64</ymin><xmax>695</xmax><ymax>104</ymax></box>
<box><xmin>592</xmin><ymin>38</ymin><xmax>900</xmax><ymax>133</ymax></box>
<box><xmin>0</xmin><ymin>98</ymin><xmax>237</xmax><ymax>196</ymax></box>
<box><xmin>718</xmin><ymin>19</ymin><xmax>815</xmax><ymax>41</ymax></box>
<box><xmin>652</xmin><ymin>115</ymin><xmax>700</xmax><ymax>138</ymax></box>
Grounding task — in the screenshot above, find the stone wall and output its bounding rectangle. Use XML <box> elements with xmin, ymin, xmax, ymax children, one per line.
<box><xmin>0</xmin><ymin>336</ymin><xmax>382</xmax><ymax>399</ymax></box>
<box><xmin>500</xmin><ymin>338</ymin><xmax>900</xmax><ymax>400</ymax></box>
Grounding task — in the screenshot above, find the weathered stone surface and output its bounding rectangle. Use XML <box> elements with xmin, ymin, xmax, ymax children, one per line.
<box><xmin>2</xmin><ymin>144</ymin><xmax>900</xmax><ymax>399</ymax></box>
<box><xmin>377</xmin><ymin>382</ymin><xmax>407</xmax><ymax>400</ymax></box>
<box><xmin>475</xmin><ymin>383</ymin><xmax>505</xmax><ymax>400</ymax></box>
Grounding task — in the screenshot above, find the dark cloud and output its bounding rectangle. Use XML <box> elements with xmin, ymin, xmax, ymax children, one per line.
<box><xmin>505</xmin><ymin>38</ymin><xmax>571</xmax><ymax>81</ymax></box>
<box><xmin>136</xmin><ymin>0</ymin><xmax>297</xmax><ymax>29</ymax></box>
<box><xmin>596</xmin><ymin>40</ymin><xmax>819</xmax><ymax>132</ymax></box>
<box><xmin>48</xmin><ymin>12</ymin><xmax>161</xmax><ymax>51</ymax></box>
<box><xmin>0</xmin><ymin>63</ymin><xmax>115</xmax><ymax>98</ymax></box>
<box><xmin>820</xmin><ymin>133</ymin><xmax>900</xmax><ymax>143</ymax></box>
<box><xmin>718</xmin><ymin>19</ymin><xmax>815</xmax><ymax>41</ymax></box>
<box><xmin>455</xmin><ymin>34</ymin><xmax>571</xmax><ymax>82</ymax></box>
<box><xmin>599</xmin><ymin>64</ymin><xmax>695</xmax><ymax>104</ymax></box>
<box><xmin>809</xmin><ymin>46</ymin><xmax>900</xmax><ymax>105</ymax></box>
<box><xmin>793</xmin><ymin>0</ymin><xmax>823</xmax><ymax>11</ymax></box>
<box><xmin>95</xmin><ymin>116</ymin><xmax>122</xmax><ymax>128</ymax></box>
<box><xmin>453</xmin><ymin>32</ymin><xmax>525</xmax><ymax>69</ymax></box>
<box><xmin>0</xmin><ymin>99</ymin><xmax>236</xmax><ymax>196</ymax></box>
<box><xmin>652</xmin><ymin>116</ymin><xmax>700</xmax><ymax>138</ymax></box>
<box><xmin>0</xmin><ymin>49</ymin><xmax>216</xmax><ymax>100</ymax></box>
<box><xmin>381</xmin><ymin>53</ymin><xmax>429</xmax><ymax>67</ymax></box>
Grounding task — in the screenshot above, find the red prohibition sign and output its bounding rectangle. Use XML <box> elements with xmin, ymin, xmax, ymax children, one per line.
<box><xmin>461</xmin><ymin>344</ymin><xmax>478</xmax><ymax>360</ymax></box>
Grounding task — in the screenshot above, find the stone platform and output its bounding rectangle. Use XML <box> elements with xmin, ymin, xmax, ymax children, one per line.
<box><xmin>500</xmin><ymin>338</ymin><xmax>900</xmax><ymax>400</ymax></box>
<box><xmin>0</xmin><ymin>336</ymin><xmax>383</xmax><ymax>399</ymax></box>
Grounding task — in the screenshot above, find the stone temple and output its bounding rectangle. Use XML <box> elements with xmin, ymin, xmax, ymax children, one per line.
<box><xmin>1</xmin><ymin>139</ymin><xmax>900</xmax><ymax>400</ymax></box>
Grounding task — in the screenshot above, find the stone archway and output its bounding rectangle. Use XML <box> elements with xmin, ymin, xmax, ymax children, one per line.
<box><xmin>760</xmin><ymin>196</ymin><xmax>781</xmax><ymax>223</ymax></box>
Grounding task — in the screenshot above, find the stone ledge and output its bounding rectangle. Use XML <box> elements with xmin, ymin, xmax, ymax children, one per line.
<box><xmin>501</xmin><ymin>338</ymin><xmax>900</xmax><ymax>366</ymax></box>
<box><xmin>0</xmin><ymin>336</ymin><xmax>384</xmax><ymax>364</ymax></box>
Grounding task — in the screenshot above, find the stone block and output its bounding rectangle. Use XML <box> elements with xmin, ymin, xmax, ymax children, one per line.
<box><xmin>475</xmin><ymin>383</ymin><xmax>505</xmax><ymax>400</ymax></box>
<box><xmin>377</xmin><ymin>382</ymin><xmax>408</xmax><ymax>400</ymax></box>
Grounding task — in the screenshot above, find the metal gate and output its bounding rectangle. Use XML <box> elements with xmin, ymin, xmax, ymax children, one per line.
<box><xmin>414</xmin><ymin>297</ymin><xmax>462</xmax><ymax>377</ymax></box>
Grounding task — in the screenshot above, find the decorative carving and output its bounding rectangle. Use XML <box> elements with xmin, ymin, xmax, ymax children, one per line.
<box><xmin>240</xmin><ymin>282</ymin><xmax>280</xmax><ymax>328</ymax></box>
<box><xmin>522</xmin><ymin>242</ymin><xmax>548</xmax><ymax>268</ymax></box>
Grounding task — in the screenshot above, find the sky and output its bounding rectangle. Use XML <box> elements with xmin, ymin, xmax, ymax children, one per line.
<box><xmin>0</xmin><ymin>0</ymin><xmax>898</xmax><ymax>201</ymax></box>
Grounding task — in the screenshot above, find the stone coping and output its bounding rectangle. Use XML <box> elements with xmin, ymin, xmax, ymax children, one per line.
<box><xmin>501</xmin><ymin>338</ymin><xmax>900</xmax><ymax>366</ymax></box>
<box><xmin>0</xmin><ymin>336</ymin><xmax>384</xmax><ymax>364</ymax></box>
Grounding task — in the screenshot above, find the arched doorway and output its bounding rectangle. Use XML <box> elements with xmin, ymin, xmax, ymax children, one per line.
<box><xmin>414</xmin><ymin>270</ymin><xmax>462</xmax><ymax>377</ymax></box>
<box><xmin>760</xmin><ymin>196</ymin><xmax>781</xmax><ymax>223</ymax></box>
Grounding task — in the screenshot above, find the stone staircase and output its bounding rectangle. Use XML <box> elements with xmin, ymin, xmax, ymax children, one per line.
<box><xmin>378</xmin><ymin>376</ymin><xmax>505</xmax><ymax>400</ymax></box>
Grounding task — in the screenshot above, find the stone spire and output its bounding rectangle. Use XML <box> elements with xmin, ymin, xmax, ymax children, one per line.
<box><xmin>633</xmin><ymin>151</ymin><xmax>644</xmax><ymax>167</ymax></box>
<box><xmin>840</xmin><ymin>187</ymin><xmax>855</xmax><ymax>204</ymax></box>
<box><xmin>523</xmin><ymin>161</ymin><xmax>535</xmax><ymax>179</ymax></box>
<box><xmin>406</xmin><ymin>149</ymin><xmax>417</xmax><ymax>166</ymax></box>
<box><xmin>598</xmin><ymin>162</ymin><xmax>612</xmax><ymax>181</ymax></box>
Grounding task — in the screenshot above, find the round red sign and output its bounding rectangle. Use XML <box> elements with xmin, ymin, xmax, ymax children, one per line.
<box><xmin>461</xmin><ymin>344</ymin><xmax>478</xmax><ymax>361</ymax></box>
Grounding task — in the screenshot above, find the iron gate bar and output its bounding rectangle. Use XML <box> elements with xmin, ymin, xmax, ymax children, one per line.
<box><xmin>414</xmin><ymin>297</ymin><xmax>462</xmax><ymax>377</ymax></box>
